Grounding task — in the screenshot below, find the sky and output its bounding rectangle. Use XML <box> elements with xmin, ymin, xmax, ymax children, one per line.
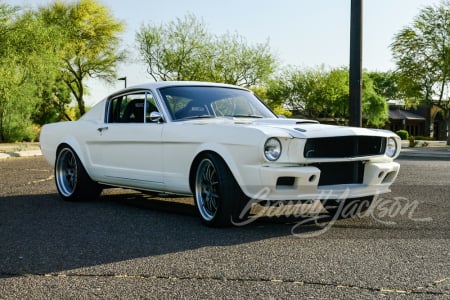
<box><xmin>9</xmin><ymin>0</ymin><xmax>443</xmax><ymax>105</ymax></box>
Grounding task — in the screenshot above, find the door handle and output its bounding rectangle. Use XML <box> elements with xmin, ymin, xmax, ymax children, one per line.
<box><xmin>97</xmin><ymin>126</ymin><xmax>109</xmax><ymax>132</ymax></box>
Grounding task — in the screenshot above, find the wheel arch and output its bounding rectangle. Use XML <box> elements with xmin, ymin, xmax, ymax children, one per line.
<box><xmin>55</xmin><ymin>137</ymin><xmax>91</xmax><ymax>177</ymax></box>
<box><xmin>188</xmin><ymin>147</ymin><xmax>244</xmax><ymax>194</ymax></box>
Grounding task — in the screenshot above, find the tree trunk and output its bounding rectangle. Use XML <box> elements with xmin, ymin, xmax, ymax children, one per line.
<box><xmin>443</xmin><ymin>109</ymin><xmax>450</xmax><ymax>145</ymax></box>
<box><xmin>77</xmin><ymin>97</ymin><xmax>85</xmax><ymax>116</ymax></box>
<box><xmin>446</xmin><ymin>116</ymin><xmax>450</xmax><ymax>146</ymax></box>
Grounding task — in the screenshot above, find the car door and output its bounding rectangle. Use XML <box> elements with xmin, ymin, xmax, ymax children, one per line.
<box><xmin>87</xmin><ymin>90</ymin><xmax>164</xmax><ymax>190</ymax></box>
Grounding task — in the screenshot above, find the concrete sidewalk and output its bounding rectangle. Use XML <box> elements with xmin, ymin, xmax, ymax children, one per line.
<box><xmin>399</xmin><ymin>140</ymin><xmax>450</xmax><ymax>159</ymax></box>
<box><xmin>399</xmin><ymin>146</ymin><xmax>450</xmax><ymax>159</ymax></box>
<box><xmin>0</xmin><ymin>143</ymin><xmax>42</xmax><ymax>159</ymax></box>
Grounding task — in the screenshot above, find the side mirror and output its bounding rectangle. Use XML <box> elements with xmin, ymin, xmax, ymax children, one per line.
<box><xmin>277</xmin><ymin>115</ymin><xmax>287</xmax><ymax>119</ymax></box>
<box><xmin>149</xmin><ymin>111</ymin><xmax>164</xmax><ymax>123</ymax></box>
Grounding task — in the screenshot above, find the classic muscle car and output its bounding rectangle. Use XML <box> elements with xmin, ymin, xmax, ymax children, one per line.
<box><xmin>40</xmin><ymin>81</ymin><xmax>401</xmax><ymax>227</ymax></box>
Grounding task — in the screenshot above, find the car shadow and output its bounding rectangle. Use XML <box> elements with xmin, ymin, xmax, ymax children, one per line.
<box><xmin>0</xmin><ymin>189</ymin><xmax>330</xmax><ymax>277</ymax></box>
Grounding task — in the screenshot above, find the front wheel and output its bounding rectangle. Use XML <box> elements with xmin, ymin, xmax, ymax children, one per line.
<box><xmin>55</xmin><ymin>146</ymin><xmax>102</xmax><ymax>201</ymax></box>
<box><xmin>194</xmin><ymin>153</ymin><xmax>248</xmax><ymax>227</ymax></box>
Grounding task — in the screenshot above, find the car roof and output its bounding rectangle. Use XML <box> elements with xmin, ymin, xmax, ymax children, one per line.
<box><xmin>119</xmin><ymin>81</ymin><xmax>248</xmax><ymax>93</ymax></box>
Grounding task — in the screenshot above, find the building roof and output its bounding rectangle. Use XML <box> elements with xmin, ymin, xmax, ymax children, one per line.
<box><xmin>389</xmin><ymin>109</ymin><xmax>426</xmax><ymax>121</ymax></box>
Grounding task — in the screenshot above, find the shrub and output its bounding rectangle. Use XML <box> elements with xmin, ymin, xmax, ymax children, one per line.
<box><xmin>272</xmin><ymin>105</ymin><xmax>293</xmax><ymax>117</ymax></box>
<box><xmin>396</xmin><ymin>130</ymin><xmax>409</xmax><ymax>140</ymax></box>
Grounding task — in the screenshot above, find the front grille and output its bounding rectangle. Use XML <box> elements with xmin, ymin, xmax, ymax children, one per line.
<box><xmin>311</xmin><ymin>161</ymin><xmax>364</xmax><ymax>186</ymax></box>
<box><xmin>304</xmin><ymin>136</ymin><xmax>386</xmax><ymax>158</ymax></box>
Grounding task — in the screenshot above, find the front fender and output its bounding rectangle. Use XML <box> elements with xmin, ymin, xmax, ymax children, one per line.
<box><xmin>191</xmin><ymin>141</ymin><xmax>264</xmax><ymax>197</ymax></box>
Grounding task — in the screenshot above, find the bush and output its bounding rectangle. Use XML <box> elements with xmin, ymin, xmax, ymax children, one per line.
<box><xmin>272</xmin><ymin>105</ymin><xmax>293</xmax><ymax>117</ymax></box>
<box><xmin>396</xmin><ymin>130</ymin><xmax>409</xmax><ymax>140</ymax></box>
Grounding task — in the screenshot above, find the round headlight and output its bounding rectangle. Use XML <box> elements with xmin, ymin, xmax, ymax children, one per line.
<box><xmin>264</xmin><ymin>138</ymin><xmax>282</xmax><ymax>161</ymax></box>
<box><xmin>386</xmin><ymin>137</ymin><xmax>397</xmax><ymax>157</ymax></box>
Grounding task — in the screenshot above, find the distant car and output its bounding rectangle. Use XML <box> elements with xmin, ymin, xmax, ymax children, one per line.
<box><xmin>40</xmin><ymin>81</ymin><xmax>401</xmax><ymax>227</ymax></box>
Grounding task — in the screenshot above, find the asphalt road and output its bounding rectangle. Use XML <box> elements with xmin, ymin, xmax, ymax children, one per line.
<box><xmin>0</xmin><ymin>156</ymin><xmax>449</xmax><ymax>299</ymax></box>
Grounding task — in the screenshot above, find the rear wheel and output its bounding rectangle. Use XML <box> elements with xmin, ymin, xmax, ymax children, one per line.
<box><xmin>194</xmin><ymin>153</ymin><xmax>248</xmax><ymax>227</ymax></box>
<box><xmin>55</xmin><ymin>146</ymin><xmax>102</xmax><ymax>201</ymax></box>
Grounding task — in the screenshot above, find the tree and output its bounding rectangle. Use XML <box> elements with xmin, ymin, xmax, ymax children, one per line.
<box><xmin>266</xmin><ymin>66</ymin><xmax>333</xmax><ymax>119</ymax></box>
<box><xmin>38</xmin><ymin>0</ymin><xmax>126</xmax><ymax>115</ymax></box>
<box><xmin>391</xmin><ymin>0</ymin><xmax>450</xmax><ymax>144</ymax></box>
<box><xmin>136</xmin><ymin>14</ymin><xmax>276</xmax><ymax>87</ymax></box>
<box><xmin>366</xmin><ymin>71</ymin><xmax>401</xmax><ymax>101</ymax></box>
<box><xmin>210</xmin><ymin>33</ymin><xmax>275</xmax><ymax>86</ymax></box>
<box><xmin>136</xmin><ymin>14</ymin><xmax>211</xmax><ymax>82</ymax></box>
<box><xmin>0</xmin><ymin>5</ymin><xmax>63</xmax><ymax>141</ymax></box>
<box><xmin>361</xmin><ymin>74</ymin><xmax>389</xmax><ymax>128</ymax></box>
<box><xmin>32</xmin><ymin>78</ymin><xmax>73</xmax><ymax>125</ymax></box>
<box><xmin>265</xmin><ymin>66</ymin><xmax>388</xmax><ymax>127</ymax></box>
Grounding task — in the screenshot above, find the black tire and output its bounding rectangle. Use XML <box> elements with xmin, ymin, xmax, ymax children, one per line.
<box><xmin>55</xmin><ymin>146</ymin><xmax>102</xmax><ymax>201</ymax></box>
<box><xmin>321</xmin><ymin>196</ymin><xmax>374</xmax><ymax>219</ymax></box>
<box><xmin>194</xmin><ymin>153</ymin><xmax>249</xmax><ymax>227</ymax></box>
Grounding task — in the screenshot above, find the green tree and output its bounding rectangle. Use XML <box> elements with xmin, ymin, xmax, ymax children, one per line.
<box><xmin>210</xmin><ymin>33</ymin><xmax>275</xmax><ymax>86</ymax></box>
<box><xmin>266</xmin><ymin>66</ymin><xmax>332</xmax><ymax>119</ymax></box>
<box><xmin>136</xmin><ymin>14</ymin><xmax>211</xmax><ymax>82</ymax></box>
<box><xmin>362</xmin><ymin>74</ymin><xmax>389</xmax><ymax>128</ymax></box>
<box><xmin>38</xmin><ymin>0</ymin><xmax>126</xmax><ymax>115</ymax></box>
<box><xmin>366</xmin><ymin>71</ymin><xmax>401</xmax><ymax>101</ymax></box>
<box><xmin>0</xmin><ymin>5</ymin><xmax>62</xmax><ymax>141</ymax></box>
<box><xmin>32</xmin><ymin>77</ymin><xmax>73</xmax><ymax>125</ymax></box>
<box><xmin>251</xmin><ymin>86</ymin><xmax>292</xmax><ymax>117</ymax></box>
<box><xmin>136</xmin><ymin>14</ymin><xmax>276</xmax><ymax>87</ymax></box>
<box><xmin>265</xmin><ymin>66</ymin><xmax>388</xmax><ymax>127</ymax></box>
<box><xmin>391</xmin><ymin>0</ymin><xmax>450</xmax><ymax>144</ymax></box>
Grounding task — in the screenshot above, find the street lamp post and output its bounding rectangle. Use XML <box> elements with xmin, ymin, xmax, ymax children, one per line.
<box><xmin>118</xmin><ymin>76</ymin><xmax>127</xmax><ymax>88</ymax></box>
<box><xmin>349</xmin><ymin>0</ymin><xmax>363</xmax><ymax>128</ymax></box>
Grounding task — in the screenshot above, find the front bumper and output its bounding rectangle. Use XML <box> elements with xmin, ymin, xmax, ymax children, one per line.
<box><xmin>240</xmin><ymin>161</ymin><xmax>400</xmax><ymax>201</ymax></box>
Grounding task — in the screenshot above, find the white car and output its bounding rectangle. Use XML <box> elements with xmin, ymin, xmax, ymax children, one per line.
<box><xmin>40</xmin><ymin>81</ymin><xmax>401</xmax><ymax>227</ymax></box>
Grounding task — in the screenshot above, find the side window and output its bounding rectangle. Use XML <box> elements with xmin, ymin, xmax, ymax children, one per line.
<box><xmin>107</xmin><ymin>91</ymin><xmax>159</xmax><ymax>123</ymax></box>
<box><xmin>144</xmin><ymin>92</ymin><xmax>158</xmax><ymax>122</ymax></box>
<box><xmin>107</xmin><ymin>96</ymin><xmax>125</xmax><ymax>123</ymax></box>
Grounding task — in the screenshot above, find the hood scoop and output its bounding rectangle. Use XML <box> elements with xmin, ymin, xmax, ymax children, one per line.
<box><xmin>294</xmin><ymin>127</ymin><xmax>307</xmax><ymax>132</ymax></box>
<box><xmin>252</xmin><ymin>118</ymin><xmax>319</xmax><ymax>126</ymax></box>
<box><xmin>296</xmin><ymin>120</ymin><xmax>319</xmax><ymax>124</ymax></box>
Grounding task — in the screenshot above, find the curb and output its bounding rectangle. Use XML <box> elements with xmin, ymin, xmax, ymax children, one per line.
<box><xmin>0</xmin><ymin>153</ymin><xmax>10</xmax><ymax>159</ymax></box>
<box><xmin>0</xmin><ymin>150</ymin><xmax>42</xmax><ymax>159</ymax></box>
<box><xmin>398</xmin><ymin>148</ymin><xmax>450</xmax><ymax>159</ymax></box>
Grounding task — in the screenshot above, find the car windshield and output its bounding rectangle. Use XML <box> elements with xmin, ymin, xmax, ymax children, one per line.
<box><xmin>158</xmin><ymin>86</ymin><xmax>277</xmax><ymax>121</ymax></box>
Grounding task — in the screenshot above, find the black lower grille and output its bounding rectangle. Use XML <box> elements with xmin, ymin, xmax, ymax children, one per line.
<box><xmin>311</xmin><ymin>161</ymin><xmax>364</xmax><ymax>186</ymax></box>
<box><xmin>304</xmin><ymin>136</ymin><xmax>385</xmax><ymax>158</ymax></box>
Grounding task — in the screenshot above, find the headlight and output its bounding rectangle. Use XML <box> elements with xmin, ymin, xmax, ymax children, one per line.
<box><xmin>385</xmin><ymin>137</ymin><xmax>397</xmax><ymax>157</ymax></box>
<box><xmin>264</xmin><ymin>138</ymin><xmax>282</xmax><ymax>161</ymax></box>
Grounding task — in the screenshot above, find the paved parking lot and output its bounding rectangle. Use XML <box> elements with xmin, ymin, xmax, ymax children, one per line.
<box><xmin>0</xmin><ymin>156</ymin><xmax>449</xmax><ymax>299</ymax></box>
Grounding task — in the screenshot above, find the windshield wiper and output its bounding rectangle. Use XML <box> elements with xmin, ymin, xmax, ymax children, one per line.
<box><xmin>179</xmin><ymin>115</ymin><xmax>215</xmax><ymax>120</ymax></box>
<box><xmin>229</xmin><ymin>114</ymin><xmax>264</xmax><ymax>118</ymax></box>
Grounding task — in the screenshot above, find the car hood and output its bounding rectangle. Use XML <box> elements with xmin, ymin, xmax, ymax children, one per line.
<box><xmin>249</xmin><ymin>118</ymin><xmax>395</xmax><ymax>139</ymax></box>
<box><xmin>219</xmin><ymin>119</ymin><xmax>395</xmax><ymax>139</ymax></box>
<box><xmin>188</xmin><ymin>117</ymin><xmax>395</xmax><ymax>139</ymax></box>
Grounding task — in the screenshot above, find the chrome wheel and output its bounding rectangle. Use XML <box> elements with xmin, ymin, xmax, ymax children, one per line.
<box><xmin>55</xmin><ymin>148</ymin><xmax>78</xmax><ymax>197</ymax></box>
<box><xmin>193</xmin><ymin>153</ymin><xmax>249</xmax><ymax>227</ymax></box>
<box><xmin>195</xmin><ymin>158</ymin><xmax>219</xmax><ymax>221</ymax></box>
